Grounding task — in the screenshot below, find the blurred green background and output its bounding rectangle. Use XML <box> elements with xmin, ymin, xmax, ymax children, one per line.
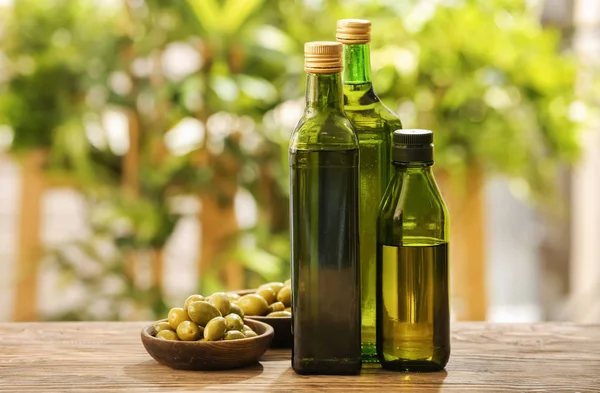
<box><xmin>0</xmin><ymin>0</ymin><xmax>595</xmax><ymax>322</ymax></box>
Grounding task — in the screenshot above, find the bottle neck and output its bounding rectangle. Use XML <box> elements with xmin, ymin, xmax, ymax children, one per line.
<box><xmin>342</xmin><ymin>43</ymin><xmax>372</xmax><ymax>84</ymax></box>
<box><xmin>305</xmin><ymin>72</ymin><xmax>344</xmax><ymax>112</ymax></box>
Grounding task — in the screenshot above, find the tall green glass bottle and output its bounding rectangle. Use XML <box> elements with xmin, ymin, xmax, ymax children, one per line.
<box><xmin>289</xmin><ymin>41</ymin><xmax>361</xmax><ymax>375</ymax></box>
<box><xmin>376</xmin><ymin>129</ymin><xmax>450</xmax><ymax>372</ymax></box>
<box><xmin>337</xmin><ymin>19</ymin><xmax>403</xmax><ymax>363</ymax></box>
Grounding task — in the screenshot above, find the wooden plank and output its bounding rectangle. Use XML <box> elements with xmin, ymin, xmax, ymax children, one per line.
<box><xmin>12</xmin><ymin>150</ymin><xmax>47</xmax><ymax>322</ymax></box>
<box><xmin>437</xmin><ymin>168</ymin><xmax>487</xmax><ymax>321</ymax></box>
<box><xmin>0</xmin><ymin>322</ymin><xmax>598</xmax><ymax>392</ymax></box>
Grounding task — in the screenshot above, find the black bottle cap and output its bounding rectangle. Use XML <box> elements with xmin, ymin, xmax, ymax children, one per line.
<box><xmin>392</xmin><ymin>129</ymin><xmax>434</xmax><ymax>164</ymax></box>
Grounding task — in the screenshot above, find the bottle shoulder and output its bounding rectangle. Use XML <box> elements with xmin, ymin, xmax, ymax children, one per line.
<box><xmin>343</xmin><ymin>84</ymin><xmax>402</xmax><ymax>131</ymax></box>
<box><xmin>290</xmin><ymin>110</ymin><xmax>358</xmax><ymax>151</ymax></box>
<box><xmin>373</xmin><ymin>101</ymin><xmax>403</xmax><ymax>130</ymax></box>
<box><xmin>380</xmin><ymin>174</ymin><xmax>447</xmax><ymax>214</ymax></box>
<box><xmin>378</xmin><ymin>169</ymin><xmax>449</xmax><ymax>243</ymax></box>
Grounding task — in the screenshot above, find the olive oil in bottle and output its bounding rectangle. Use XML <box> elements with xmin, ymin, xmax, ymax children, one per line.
<box><xmin>376</xmin><ymin>129</ymin><xmax>450</xmax><ymax>372</ymax></box>
<box><xmin>289</xmin><ymin>42</ymin><xmax>361</xmax><ymax>375</ymax></box>
<box><xmin>336</xmin><ymin>19</ymin><xmax>403</xmax><ymax>363</ymax></box>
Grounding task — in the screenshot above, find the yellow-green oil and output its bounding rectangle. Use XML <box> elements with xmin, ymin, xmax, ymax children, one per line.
<box><xmin>377</xmin><ymin>241</ymin><xmax>449</xmax><ymax>371</ymax></box>
<box><xmin>290</xmin><ymin>148</ymin><xmax>361</xmax><ymax>375</ymax></box>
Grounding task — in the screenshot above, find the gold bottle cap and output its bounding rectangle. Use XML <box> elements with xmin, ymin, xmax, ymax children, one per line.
<box><xmin>304</xmin><ymin>41</ymin><xmax>343</xmax><ymax>74</ymax></box>
<box><xmin>336</xmin><ymin>19</ymin><xmax>371</xmax><ymax>44</ymax></box>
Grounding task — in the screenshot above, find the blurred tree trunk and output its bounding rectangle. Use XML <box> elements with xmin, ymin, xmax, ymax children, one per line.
<box><xmin>258</xmin><ymin>161</ymin><xmax>288</xmax><ymax>232</ymax></box>
<box><xmin>120</xmin><ymin>3</ymin><xmax>142</xmax><ymax>290</ymax></box>
<box><xmin>123</xmin><ymin>108</ymin><xmax>140</xmax><ymax>200</ymax></box>
<box><xmin>437</xmin><ymin>166</ymin><xmax>487</xmax><ymax>321</ymax></box>
<box><xmin>151</xmin><ymin>248</ymin><xmax>164</xmax><ymax>291</ymax></box>
<box><xmin>198</xmin><ymin>191</ymin><xmax>242</xmax><ymax>290</ymax></box>
<box><xmin>197</xmin><ymin>148</ymin><xmax>243</xmax><ymax>290</ymax></box>
<box><xmin>13</xmin><ymin>149</ymin><xmax>47</xmax><ymax>321</ymax></box>
<box><xmin>569</xmin><ymin>0</ymin><xmax>600</xmax><ymax>322</ymax></box>
<box><xmin>122</xmin><ymin>108</ymin><xmax>141</xmax><ymax>289</ymax></box>
<box><xmin>120</xmin><ymin>4</ymin><xmax>167</xmax><ymax>296</ymax></box>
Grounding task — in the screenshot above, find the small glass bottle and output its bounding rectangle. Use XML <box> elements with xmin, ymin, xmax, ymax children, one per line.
<box><xmin>289</xmin><ymin>41</ymin><xmax>361</xmax><ymax>375</ymax></box>
<box><xmin>336</xmin><ymin>19</ymin><xmax>403</xmax><ymax>363</ymax></box>
<box><xmin>376</xmin><ymin>129</ymin><xmax>450</xmax><ymax>372</ymax></box>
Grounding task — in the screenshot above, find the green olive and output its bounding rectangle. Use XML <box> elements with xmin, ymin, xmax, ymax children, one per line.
<box><xmin>258</xmin><ymin>282</ymin><xmax>285</xmax><ymax>296</ymax></box>
<box><xmin>223</xmin><ymin>330</ymin><xmax>246</xmax><ymax>340</ymax></box>
<box><xmin>237</xmin><ymin>294</ymin><xmax>269</xmax><ymax>316</ymax></box>
<box><xmin>204</xmin><ymin>317</ymin><xmax>227</xmax><ymax>341</ymax></box>
<box><xmin>187</xmin><ymin>301</ymin><xmax>221</xmax><ymax>326</ymax></box>
<box><xmin>176</xmin><ymin>320</ymin><xmax>202</xmax><ymax>341</ymax></box>
<box><xmin>277</xmin><ymin>286</ymin><xmax>291</xmax><ymax>307</ymax></box>
<box><xmin>284</xmin><ymin>279</ymin><xmax>291</xmax><ymax>286</ymax></box>
<box><xmin>256</xmin><ymin>287</ymin><xmax>276</xmax><ymax>304</ymax></box>
<box><xmin>267</xmin><ymin>310</ymin><xmax>291</xmax><ymax>318</ymax></box>
<box><xmin>184</xmin><ymin>294</ymin><xmax>204</xmax><ymax>311</ymax></box>
<box><xmin>168</xmin><ymin>307</ymin><xmax>191</xmax><ymax>330</ymax></box>
<box><xmin>210</xmin><ymin>292</ymin><xmax>232</xmax><ymax>316</ymax></box>
<box><xmin>268</xmin><ymin>301</ymin><xmax>285</xmax><ymax>313</ymax></box>
<box><xmin>227</xmin><ymin>293</ymin><xmax>241</xmax><ymax>302</ymax></box>
<box><xmin>154</xmin><ymin>321</ymin><xmax>172</xmax><ymax>333</ymax></box>
<box><xmin>224</xmin><ymin>313</ymin><xmax>244</xmax><ymax>331</ymax></box>
<box><xmin>156</xmin><ymin>330</ymin><xmax>179</xmax><ymax>341</ymax></box>
<box><xmin>242</xmin><ymin>324</ymin><xmax>258</xmax><ymax>337</ymax></box>
<box><xmin>229</xmin><ymin>303</ymin><xmax>244</xmax><ymax>318</ymax></box>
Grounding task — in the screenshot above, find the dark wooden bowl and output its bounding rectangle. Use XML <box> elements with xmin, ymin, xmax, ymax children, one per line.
<box><xmin>140</xmin><ymin>318</ymin><xmax>273</xmax><ymax>371</ymax></box>
<box><xmin>232</xmin><ymin>289</ymin><xmax>292</xmax><ymax>349</ymax></box>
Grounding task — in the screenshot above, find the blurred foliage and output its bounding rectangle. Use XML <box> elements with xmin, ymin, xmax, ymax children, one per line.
<box><xmin>0</xmin><ymin>0</ymin><xmax>584</xmax><ymax>320</ymax></box>
<box><xmin>382</xmin><ymin>0</ymin><xmax>580</xmax><ymax>203</ymax></box>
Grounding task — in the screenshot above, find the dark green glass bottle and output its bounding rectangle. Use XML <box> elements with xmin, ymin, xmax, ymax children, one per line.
<box><xmin>289</xmin><ymin>41</ymin><xmax>361</xmax><ymax>375</ymax></box>
<box><xmin>376</xmin><ymin>129</ymin><xmax>450</xmax><ymax>372</ymax></box>
<box><xmin>337</xmin><ymin>19</ymin><xmax>403</xmax><ymax>363</ymax></box>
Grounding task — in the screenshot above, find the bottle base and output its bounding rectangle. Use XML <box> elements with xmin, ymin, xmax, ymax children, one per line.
<box><xmin>361</xmin><ymin>341</ymin><xmax>379</xmax><ymax>364</ymax></box>
<box><xmin>380</xmin><ymin>359</ymin><xmax>446</xmax><ymax>372</ymax></box>
<box><xmin>292</xmin><ymin>357</ymin><xmax>361</xmax><ymax>375</ymax></box>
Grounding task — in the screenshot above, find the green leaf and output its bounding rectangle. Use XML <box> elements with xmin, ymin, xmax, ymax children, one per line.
<box><xmin>231</xmin><ymin>247</ymin><xmax>282</xmax><ymax>282</ymax></box>
<box><xmin>186</xmin><ymin>0</ymin><xmax>264</xmax><ymax>35</ymax></box>
<box><xmin>186</xmin><ymin>0</ymin><xmax>221</xmax><ymax>33</ymax></box>
<box><xmin>221</xmin><ymin>0</ymin><xmax>265</xmax><ymax>34</ymax></box>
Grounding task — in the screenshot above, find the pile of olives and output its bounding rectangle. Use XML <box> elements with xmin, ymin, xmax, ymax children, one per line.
<box><xmin>154</xmin><ymin>280</ymin><xmax>292</xmax><ymax>341</ymax></box>
<box><xmin>237</xmin><ymin>280</ymin><xmax>292</xmax><ymax>318</ymax></box>
<box><xmin>154</xmin><ymin>292</ymin><xmax>258</xmax><ymax>341</ymax></box>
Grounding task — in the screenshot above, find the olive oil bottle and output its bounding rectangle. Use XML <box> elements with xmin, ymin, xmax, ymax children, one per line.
<box><xmin>376</xmin><ymin>129</ymin><xmax>450</xmax><ymax>372</ymax></box>
<box><xmin>289</xmin><ymin>41</ymin><xmax>361</xmax><ymax>375</ymax></box>
<box><xmin>336</xmin><ymin>19</ymin><xmax>403</xmax><ymax>363</ymax></box>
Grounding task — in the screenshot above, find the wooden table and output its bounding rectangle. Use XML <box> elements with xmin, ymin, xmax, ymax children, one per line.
<box><xmin>0</xmin><ymin>322</ymin><xmax>599</xmax><ymax>392</ymax></box>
